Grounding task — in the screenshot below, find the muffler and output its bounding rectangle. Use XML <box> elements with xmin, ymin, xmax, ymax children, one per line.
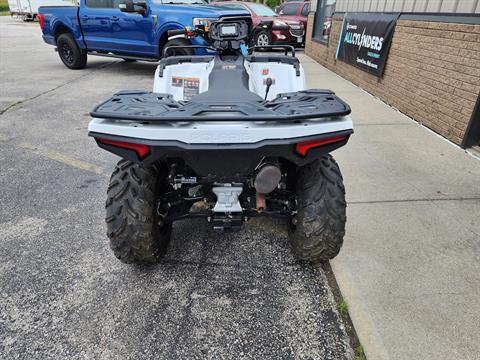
<box><xmin>254</xmin><ymin>164</ymin><xmax>282</xmax><ymax>194</ymax></box>
<box><xmin>254</xmin><ymin>164</ymin><xmax>282</xmax><ymax>212</ymax></box>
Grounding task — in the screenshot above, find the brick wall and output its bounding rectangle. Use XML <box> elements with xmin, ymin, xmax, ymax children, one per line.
<box><xmin>305</xmin><ymin>14</ymin><xmax>480</xmax><ymax>146</ymax></box>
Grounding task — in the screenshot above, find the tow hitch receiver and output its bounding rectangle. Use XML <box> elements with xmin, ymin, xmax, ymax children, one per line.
<box><xmin>211</xmin><ymin>184</ymin><xmax>244</xmax><ymax>230</ymax></box>
<box><xmin>210</xmin><ymin>213</ymin><xmax>243</xmax><ymax>230</ymax></box>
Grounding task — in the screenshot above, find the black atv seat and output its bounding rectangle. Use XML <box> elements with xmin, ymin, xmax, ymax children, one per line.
<box><xmin>191</xmin><ymin>55</ymin><xmax>263</xmax><ymax>103</ymax></box>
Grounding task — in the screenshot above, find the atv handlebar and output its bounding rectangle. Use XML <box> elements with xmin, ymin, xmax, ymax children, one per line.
<box><xmin>165</xmin><ymin>21</ymin><xmax>291</xmax><ymax>58</ymax></box>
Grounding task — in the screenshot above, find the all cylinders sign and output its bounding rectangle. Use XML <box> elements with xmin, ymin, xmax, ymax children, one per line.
<box><xmin>335</xmin><ymin>13</ymin><xmax>399</xmax><ymax>77</ymax></box>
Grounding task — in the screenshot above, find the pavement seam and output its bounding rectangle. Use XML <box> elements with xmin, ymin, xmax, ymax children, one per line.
<box><xmin>0</xmin><ymin>60</ymin><xmax>118</xmax><ymax>115</ymax></box>
<box><xmin>348</xmin><ymin>197</ymin><xmax>480</xmax><ymax>205</ymax></box>
<box><xmin>354</xmin><ymin>123</ymin><xmax>413</xmax><ymax>126</ymax></box>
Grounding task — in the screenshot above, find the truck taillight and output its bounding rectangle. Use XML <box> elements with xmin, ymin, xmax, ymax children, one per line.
<box><xmin>38</xmin><ymin>14</ymin><xmax>45</xmax><ymax>29</ymax></box>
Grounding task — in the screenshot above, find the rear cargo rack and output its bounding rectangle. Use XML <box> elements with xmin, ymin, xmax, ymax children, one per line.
<box><xmin>90</xmin><ymin>90</ymin><xmax>351</xmax><ymax>122</ymax></box>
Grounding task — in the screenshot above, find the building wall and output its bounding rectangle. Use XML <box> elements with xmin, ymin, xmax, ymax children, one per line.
<box><xmin>305</xmin><ymin>14</ymin><xmax>480</xmax><ymax>145</ymax></box>
<box><xmin>334</xmin><ymin>0</ymin><xmax>480</xmax><ymax>13</ymax></box>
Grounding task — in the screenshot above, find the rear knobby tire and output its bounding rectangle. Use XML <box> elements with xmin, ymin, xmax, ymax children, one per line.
<box><xmin>105</xmin><ymin>160</ymin><xmax>172</xmax><ymax>264</ymax></box>
<box><xmin>56</xmin><ymin>33</ymin><xmax>87</xmax><ymax>69</ymax></box>
<box><xmin>289</xmin><ymin>155</ymin><xmax>347</xmax><ymax>263</ymax></box>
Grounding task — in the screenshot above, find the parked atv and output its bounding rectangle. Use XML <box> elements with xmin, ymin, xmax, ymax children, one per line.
<box><xmin>88</xmin><ymin>18</ymin><xmax>353</xmax><ymax>264</ymax></box>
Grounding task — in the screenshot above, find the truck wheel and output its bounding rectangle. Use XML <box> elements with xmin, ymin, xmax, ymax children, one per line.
<box><xmin>255</xmin><ymin>31</ymin><xmax>271</xmax><ymax>47</ymax></box>
<box><xmin>56</xmin><ymin>33</ymin><xmax>87</xmax><ymax>69</ymax></box>
<box><xmin>289</xmin><ymin>155</ymin><xmax>347</xmax><ymax>263</ymax></box>
<box><xmin>162</xmin><ymin>38</ymin><xmax>194</xmax><ymax>57</ymax></box>
<box><xmin>105</xmin><ymin>160</ymin><xmax>172</xmax><ymax>264</ymax></box>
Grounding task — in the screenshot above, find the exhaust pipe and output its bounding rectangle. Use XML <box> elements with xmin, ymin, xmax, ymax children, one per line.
<box><xmin>256</xmin><ymin>192</ymin><xmax>266</xmax><ymax>212</ymax></box>
<box><xmin>254</xmin><ymin>164</ymin><xmax>281</xmax><ymax>211</ymax></box>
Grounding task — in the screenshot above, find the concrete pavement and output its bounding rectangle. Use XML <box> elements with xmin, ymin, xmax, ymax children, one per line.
<box><xmin>301</xmin><ymin>54</ymin><xmax>480</xmax><ymax>359</ymax></box>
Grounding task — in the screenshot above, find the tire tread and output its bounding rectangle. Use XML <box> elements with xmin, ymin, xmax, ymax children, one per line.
<box><xmin>105</xmin><ymin>160</ymin><xmax>171</xmax><ymax>264</ymax></box>
<box><xmin>289</xmin><ymin>155</ymin><xmax>347</xmax><ymax>262</ymax></box>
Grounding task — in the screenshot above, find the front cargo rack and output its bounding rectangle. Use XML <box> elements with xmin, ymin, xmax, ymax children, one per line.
<box><xmin>90</xmin><ymin>90</ymin><xmax>351</xmax><ymax>122</ymax></box>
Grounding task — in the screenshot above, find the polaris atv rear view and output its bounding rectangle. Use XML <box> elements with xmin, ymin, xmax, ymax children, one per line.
<box><xmin>88</xmin><ymin>18</ymin><xmax>353</xmax><ymax>264</ymax></box>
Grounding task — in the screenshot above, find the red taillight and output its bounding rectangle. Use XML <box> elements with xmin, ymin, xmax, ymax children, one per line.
<box><xmin>97</xmin><ymin>138</ymin><xmax>150</xmax><ymax>158</ymax></box>
<box><xmin>295</xmin><ymin>135</ymin><xmax>347</xmax><ymax>156</ymax></box>
<box><xmin>38</xmin><ymin>14</ymin><xmax>45</xmax><ymax>29</ymax></box>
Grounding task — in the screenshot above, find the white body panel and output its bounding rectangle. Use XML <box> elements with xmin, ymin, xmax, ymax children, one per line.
<box><xmin>153</xmin><ymin>58</ymin><xmax>306</xmax><ymax>102</ymax></box>
<box><xmin>153</xmin><ymin>61</ymin><xmax>214</xmax><ymax>101</ymax></box>
<box><xmin>88</xmin><ymin>116</ymin><xmax>353</xmax><ymax>144</ymax></box>
<box><xmin>245</xmin><ymin>60</ymin><xmax>306</xmax><ymax>101</ymax></box>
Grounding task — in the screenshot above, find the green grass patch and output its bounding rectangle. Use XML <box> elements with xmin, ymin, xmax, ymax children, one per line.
<box><xmin>355</xmin><ymin>345</ymin><xmax>367</xmax><ymax>360</ymax></box>
<box><xmin>338</xmin><ymin>297</ymin><xmax>349</xmax><ymax>315</ymax></box>
<box><xmin>0</xmin><ymin>0</ymin><xmax>9</xmax><ymax>12</ymax></box>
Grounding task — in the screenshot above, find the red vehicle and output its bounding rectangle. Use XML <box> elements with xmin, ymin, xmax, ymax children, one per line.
<box><xmin>276</xmin><ymin>1</ymin><xmax>310</xmax><ymax>29</ymax></box>
<box><xmin>214</xmin><ymin>1</ymin><xmax>305</xmax><ymax>47</ymax></box>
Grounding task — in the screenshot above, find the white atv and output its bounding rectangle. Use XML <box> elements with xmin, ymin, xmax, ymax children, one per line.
<box><xmin>88</xmin><ymin>18</ymin><xmax>353</xmax><ymax>264</ymax></box>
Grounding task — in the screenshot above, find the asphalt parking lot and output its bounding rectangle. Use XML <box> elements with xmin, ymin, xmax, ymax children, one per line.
<box><xmin>0</xmin><ymin>17</ymin><xmax>353</xmax><ymax>359</ymax></box>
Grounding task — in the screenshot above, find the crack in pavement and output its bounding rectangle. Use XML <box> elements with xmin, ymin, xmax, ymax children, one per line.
<box><xmin>0</xmin><ymin>60</ymin><xmax>118</xmax><ymax>115</ymax></box>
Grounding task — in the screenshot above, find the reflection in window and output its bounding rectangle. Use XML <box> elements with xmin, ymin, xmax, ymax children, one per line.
<box><xmin>301</xmin><ymin>3</ymin><xmax>310</xmax><ymax>17</ymax></box>
<box><xmin>281</xmin><ymin>3</ymin><xmax>298</xmax><ymax>15</ymax></box>
<box><xmin>85</xmin><ymin>0</ymin><xmax>109</xmax><ymax>8</ymax></box>
<box><xmin>313</xmin><ymin>0</ymin><xmax>336</xmax><ymax>43</ymax></box>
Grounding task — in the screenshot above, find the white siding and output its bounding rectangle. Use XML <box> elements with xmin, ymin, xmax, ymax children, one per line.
<box><xmin>426</xmin><ymin>0</ymin><xmax>440</xmax><ymax>11</ymax></box>
<box><xmin>456</xmin><ymin>0</ymin><xmax>477</xmax><ymax>12</ymax></box>
<box><xmin>365</xmin><ymin>0</ymin><xmax>374</xmax><ymax>10</ymax></box>
<box><xmin>440</xmin><ymin>0</ymin><xmax>457</xmax><ymax>12</ymax></box>
<box><xmin>402</xmin><ymin>0</ymin><xmax>416</xmax><ymax>11</ymax></box>
<box><xmin>385</xmin><ymin>0</ymin><xmax>395</xmax><ymax>11</ymax></box>
<box><xmin>392</xmin><ymin>0</ymin><xmax>405</xmax><ymax>11</ymax></box>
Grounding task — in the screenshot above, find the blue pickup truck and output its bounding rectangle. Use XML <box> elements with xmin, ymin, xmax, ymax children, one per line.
<box><xmin>38</xmin><ymin>0</ymin><xmax>249</xmax><ymax>69</ymax></box>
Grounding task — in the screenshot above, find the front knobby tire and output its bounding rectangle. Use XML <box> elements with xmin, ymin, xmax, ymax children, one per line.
<box><xmin>289</xmin><ymin>155</ymin><xmax>347</xmax><ymax>263</ymax></box>
<box><xmin>105</xmin><ymin>160</ymin><xmax>172</xmax><ymax>264</ymax></box>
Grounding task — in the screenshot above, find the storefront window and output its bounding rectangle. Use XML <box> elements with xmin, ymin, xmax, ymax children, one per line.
<box><xmin>312</xmin><ymin>0</ymin><xmax>336</xmax><ymax>44</ymax></box>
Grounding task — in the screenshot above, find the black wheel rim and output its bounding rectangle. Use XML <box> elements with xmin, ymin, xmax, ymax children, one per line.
<box><xmin>61</xmin><ymin>43</ymin><xmax>74</xmax><ymax>65</ymax></box>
